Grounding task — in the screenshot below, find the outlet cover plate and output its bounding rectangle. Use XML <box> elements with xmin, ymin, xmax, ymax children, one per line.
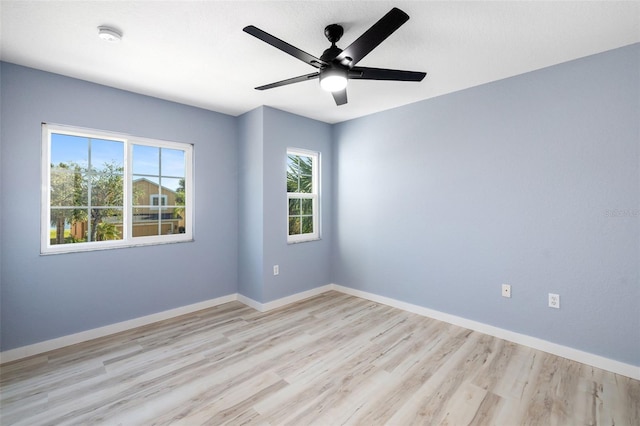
<box><xmin>548</xmin><ymin>293</ymin><xmax>560</xmax><ymax>309</ymax></box>
<box><xmin>502</xmin><ymin>284</ymin><xmax>511</xmax><ymax>298</ymax></box>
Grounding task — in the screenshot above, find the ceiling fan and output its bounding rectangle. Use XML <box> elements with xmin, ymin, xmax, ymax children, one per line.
<box><xmin>243</xmin><ymin>7</ymin><xmax>426</xmax><ymax>106</ymax></box>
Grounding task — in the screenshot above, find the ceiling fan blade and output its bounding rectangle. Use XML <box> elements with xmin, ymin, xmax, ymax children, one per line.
<box><xmin>244</xmin><ymin>25</ymin><xmax>327</xmax><ymax>69</ymax></box>
<box><xmin>332</xmin><ymin>89</ymin><xmax>348</xmax><ymax>106</ymax></box>
<box><xmin>336</xmin><ymin>8</ymin><xmax>409</xmax><ymax>67</ymax></box>
<box><xmin>255</xmin><ymin>72</ymin><xmax>319</xmax><ymax>90</ymax></box>
<box><xmin>349</xmin><ymin>66</ymin><xmax>426</xmax><ymax>81</ymax></box>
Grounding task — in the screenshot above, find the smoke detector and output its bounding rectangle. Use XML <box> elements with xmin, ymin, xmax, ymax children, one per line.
<box><xmin>97</xmin><ymin>26</ymin><xmax>122</xmax><ymax>42</ymax></box>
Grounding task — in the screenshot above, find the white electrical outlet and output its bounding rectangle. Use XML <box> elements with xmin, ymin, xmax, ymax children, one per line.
<box><xmin>502</xmin><ymin>284</ymin><xmax>511</xmax><ymax>298</ymax></box>
<box><xmin>548</xmin><ymin>293</ymin><xmax>560</xmax><ymax>309</ymax></box>
<box><xmin>273</xmin><ymin>265</ymin><xmax>279</xmax><ymax>276</ymax></box>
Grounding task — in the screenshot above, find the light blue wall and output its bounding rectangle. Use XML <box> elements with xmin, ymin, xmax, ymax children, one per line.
<box><xmin>332</xmin><ymin>44</ymin><xmax>640</xmax><ymax>365</ymax></box>
<box><xmin>237</xmin><ymin>107</ymin><xmax>333</xmax><ymax>303</ymax></box>
<box><xmin>262</xmin><ymin>107</ymin><xmax>332</xmax><ymax>302</ymax></box>
<box><xmin>0</xmin><ymin>63</ymin><xmax>238</xmax><ymax>350</ymax></box>
<box><xmin>237</xmin><ymin>108</ymin><xmax>264</xmax><ymax>302</ymax></box>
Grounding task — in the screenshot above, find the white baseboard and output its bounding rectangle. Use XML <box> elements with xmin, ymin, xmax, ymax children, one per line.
<box><xmin>3</xmin><ymin>284</ymin><xmax>638</xmax><ymax>381</ymax></box>
<box><xmin>239</xmin><ymin>285</ymin><xmax>335</xmax><ymax>312</ymax></box>
<box><xmin>0</xmin><ymin>294</ymin><xmax>237</xmax><ymax>364</ymax></box>
<box><xmin>330</xmin><ymin>284</ymin><xmax>640</xmax><ymax>381</ymax></box>
<box><xmin>236</xmin><ymin>293</ymin><xmax>263</xmax><ymax>311</ymax></box>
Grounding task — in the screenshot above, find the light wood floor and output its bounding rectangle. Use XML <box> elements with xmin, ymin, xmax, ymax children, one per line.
<box><xmin>1</xmin><ymin>291</ymin><xmax>638</xmax><ymax>425</ymax></box>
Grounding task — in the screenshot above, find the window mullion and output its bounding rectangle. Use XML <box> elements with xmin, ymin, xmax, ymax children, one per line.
<box><xmin>123</xmin><ymin>140</ymin><xmax>132</xmax><ymax>242</ymax></box>
<box><xmin>87</xmin><ymin>138</ymin><xmax>93</xmax><ymax>242</ymax></box>
<box><xmin>158</xmin><ymin>149</ymin><xmax>162</xmax><ymax>236</ymax></box>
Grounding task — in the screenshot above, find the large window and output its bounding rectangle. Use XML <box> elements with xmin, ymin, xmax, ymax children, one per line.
<box><xmin>42</xmin><ymin>124</ymin><xmax>193</xmax><ymax>254</ymax></box>
<box><xmin>287</xmin><ymin>148</ymin><xmax>319</xmax><ymax>243</ymax></box>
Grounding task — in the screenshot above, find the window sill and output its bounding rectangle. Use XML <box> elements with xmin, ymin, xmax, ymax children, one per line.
<box><xmin>287</xmin><ymin>237</ymin><xmax>321</xmax><ymax>245</ymax></box>
<box><xmin>41</xmin><ymin>237</ymin><xmax>194</xmax><ymax>255</ymax></box>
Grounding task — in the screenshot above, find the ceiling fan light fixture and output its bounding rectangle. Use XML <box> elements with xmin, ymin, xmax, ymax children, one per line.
<box><xmin>97</xmin><ymin>26</ymin><xmax>122</xmax><ymax>42</ymax></box>
<box><xmin>320</xmin><ymin>68</ymin><xmax>347</xmax><ymax>92</ymax></box>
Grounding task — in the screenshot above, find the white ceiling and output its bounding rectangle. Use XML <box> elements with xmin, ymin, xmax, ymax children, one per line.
<box><xmin>1</xmin><ymin>1</ymin><xmax>638</xmax><ymax>124</ymax></box>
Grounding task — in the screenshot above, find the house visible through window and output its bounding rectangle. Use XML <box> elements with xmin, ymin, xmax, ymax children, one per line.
<box><xmin>42</xmin><ymin>123</ymin><xmax>193</xmax><ymax>254</ymax></box>
<box><xmin>287</xmin><ymin>148</ymin><xmax>319</xmax><ymax>243</ymax></box>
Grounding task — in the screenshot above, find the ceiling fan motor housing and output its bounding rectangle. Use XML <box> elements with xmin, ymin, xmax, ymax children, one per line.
<box><xmin>321</xmin><ymin>45</ymin><xmax>344</xmax><ymax>64</ymax></box>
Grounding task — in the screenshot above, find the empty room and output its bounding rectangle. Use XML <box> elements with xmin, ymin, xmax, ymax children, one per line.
<box><xmin>0</xmin><ymin>1</ymin><xmax>638</xmax><ymax>424</ymax></box>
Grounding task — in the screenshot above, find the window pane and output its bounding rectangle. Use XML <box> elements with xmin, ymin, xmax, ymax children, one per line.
<box><xmin>133</xmin><ymin>207</ymin><xmax>145</xmax><ymax>223</ymax></box>
<box><xmin>160</xmin><ymin>177</ymin><xmax>183</xmax><ymax>208</ymax></box>
<box><xmin>299</xmin><ymin>174</ymin><xmax>312</xmax><ymax>193</ymax></box>
<box><xmin>49</xmin><ymin>211</ymin><xmax>74</xmax><ymax>245</ymax></box>
<box><xmin>287</xmin><ymin>154</ymin><xmax>313</xmax><ymax>194</ymax></box>
<box><xmin>132</xmin><ymin>211</ymin><xmax>179</xmax><ymax>237</ymax></box>
<box><xmin>161</xmin><ymin>148</ymin><xmax>185</xmax><ymax>177</ymax></box>
<box><xmin>299</xmin><ymin>155</ymin><xmax>313</xmax><ymax>172</ymax></box>
<box><xmin>91</xmin><ymin>139</ymin><xmax>124</xmax><ymax>173</ymax></box>
<box><xmin>289</xmin><ymin>198</ymin><xmax>300</xmax><ymax>215</ymax></box>
<box><xmin>160</xmin><ymin>177</ymin><xmax>182</xmax><ymax>192</ymax></box>
<box><xmin>289</xmin><ymin>217</ymin><xmax>301</xmax><ymax>235</ymax></box>
<box><xmin>132</xmin><ymin>145</ymin><xmax>159</xmax><ymax>176</ymax></box>
<box><xmin>169</xmin><ymin>178</ymin><xmax>186</xmax><ymax>211</ymax></box>
<box><xmin>287</xmin><ymin>154</ymin><xmax>300</xmax><ymax>175</ymax></box>
<box><xmin>133</xmin><ymin>217</ymin><xmax>160</xmax><ymax>237</ymax></box>
<box><xmin>301</xmin><ymin>198</ymin><xmax>313</xmax><ymax>215</ymax></box>
<box><xmin>51</xmin><ymin>133</ymin><xmax>88</xmax><ymax>169</ymax></box>
<box><xmin>163</xmin><ymin>207</ymin><xmax>182</xmax><ymax>235</ymax></box>
<box><xmin>50</xmin><ymin>168</ymin><xmax>84</xmax><ymax>206</ymax></box>
<box><xmin>301</xmin><ymin>216</ymin><xmax>313</xmax><ymax>234</ymax></box>
<box><xmin>132</xmin><ymin>176</ymin><xmax>159</xmax><ymax>206</ymax></box>
<box><xmin>287</xmin><ymin>176</ymin><xmax>299</xmax><ymax>192</ymax></box>
<box><xmin>299</xmin><ymin>156</ymin><xmax>313</xmax><ymax>189</ymax></box>
<box><xmin>90</xmin><ymin>171</ymin><xmax>123</xmax><ymax>207</ymax></box>
<box><xmin>92</xmin><ymin>208</ymin><xmax>123</xmax><ymax>241</ymax></box>
<box><xmin>287</xmin><ymin>155</ymin><xmax>300</xmax><ymax>192</ymax></box>
<box><xmin>173</xmin><ymin>206</ymin><xmax>187</xmax><ymax>234</ymax></box>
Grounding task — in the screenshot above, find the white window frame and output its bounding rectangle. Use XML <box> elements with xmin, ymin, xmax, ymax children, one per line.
<box><xmin>41</xmin><ymin>123</ymin><xmax>193</xmax><ymax>254</ymax></box>
<box><xmin>287</xmin><ymin>148</ymin><xmax>320</xmax><ymax>244</ymax></box>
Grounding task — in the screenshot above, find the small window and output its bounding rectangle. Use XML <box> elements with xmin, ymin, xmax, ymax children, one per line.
<box><xmin>287</xmin><ymin>148</ymin><xmax>319</xmax><ymax>243</ymax></box>
<box><xmin>150</xmin><ymin>194</ymin><xmax>168</xmax><ymax>209</ymax></box>
<box><xmin>42</xmin><ymin>123</ymin><xmax>193</xmax><ymax>254</ymax></box>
